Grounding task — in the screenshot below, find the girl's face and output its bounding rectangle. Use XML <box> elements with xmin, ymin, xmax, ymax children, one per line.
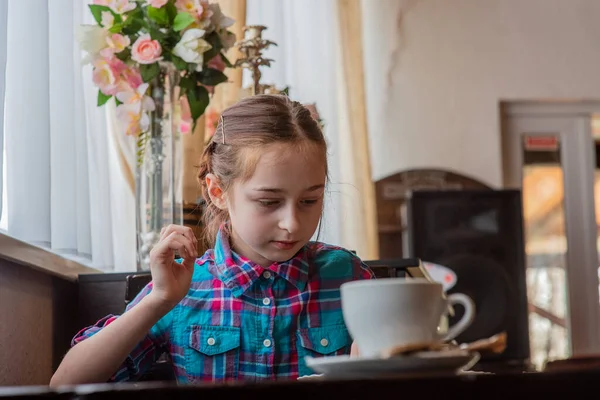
<box><xmin>226</xmin><ymin>142</ymin><xmax>326</xmax><ymax>267</ymax></box>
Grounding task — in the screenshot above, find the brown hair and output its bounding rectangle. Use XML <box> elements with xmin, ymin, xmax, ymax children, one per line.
<box><xmin>197</xmin><ymin>94</ymin><xmax>328</xmax><ymax>248</ymax></box>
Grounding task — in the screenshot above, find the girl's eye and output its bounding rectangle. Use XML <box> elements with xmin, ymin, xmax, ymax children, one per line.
<box><xmin>258</xmin><ymin>200</ymin><xmax>280</xmax><ymax>207</ymax></box>
<box><xmin>301</xmin><ymin>199</ymin><xmax>319</xmax><ymax>205</ymax></box>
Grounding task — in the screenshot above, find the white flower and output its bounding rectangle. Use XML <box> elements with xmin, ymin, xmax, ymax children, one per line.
<box><xmin>116</xmin><ymin>83</ymin><xmax>155</xmax><ymax>136</ymax></box>
<box><xmin>116</xmin><ymin>83</ymin><xmax>155</xmax><ymax>111</ymax></box>
<box><xmin>172</xmin><ymin>28</ymin><xmax>212</xmax><ymax>71</ymax></box>
<box><xmin>116</xmin><ymin>102</ymin><xmax>150</xmax><ymax>136</ymax></box>
<box><xmin>76</xmin><ymin>25</ymin><xmax>110</xmax><ymax>64</ymax></box>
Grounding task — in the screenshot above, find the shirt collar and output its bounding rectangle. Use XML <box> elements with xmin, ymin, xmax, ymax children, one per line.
<box><xmin>209</xmin><ymin>228</ymin><xmax>310</xmax><ymax>297</ymax></box>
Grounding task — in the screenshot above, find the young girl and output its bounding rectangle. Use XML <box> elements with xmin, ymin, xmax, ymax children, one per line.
<box><xmin>50</xmin><ymin>94</ymin><xmax>375</xmax><ymax>385</ymax></box>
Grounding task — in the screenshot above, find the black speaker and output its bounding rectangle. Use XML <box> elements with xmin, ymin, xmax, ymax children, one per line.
<box><xmin>404</xmin><ymin>189</ymin><xmax>530</xmax><ymax>366</ymax></box>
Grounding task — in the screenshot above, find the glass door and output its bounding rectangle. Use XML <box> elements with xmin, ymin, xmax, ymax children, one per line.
<box><xmin>502</xmin><ymin>102</ymin><xmax>600</xmax><ymax>369</ymax></box>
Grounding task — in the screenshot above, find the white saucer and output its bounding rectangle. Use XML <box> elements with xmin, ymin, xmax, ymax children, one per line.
<box><xmin>297</xmin><ymin>374</ymin><xmax>325</xmax><ymax>381</ymax></box>
<box><xmin>305</xmin><ymin>349</ymin><xmax>480</xmax><ymax>379</ymax></box>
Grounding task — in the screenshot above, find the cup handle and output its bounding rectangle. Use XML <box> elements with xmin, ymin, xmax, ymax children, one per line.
<box><xmin>442</xmin><ymin>293</ymin><xmax>476</xmax><ymax>342</ymax></box>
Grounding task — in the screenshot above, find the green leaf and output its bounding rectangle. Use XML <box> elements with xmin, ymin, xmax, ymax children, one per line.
<box><xmin>88</xmin><ymin>5</ymin><xmax>110</xmax><ymax>25</ymax></box>
<box><xmin>220</xmin><ymin>53</ymin><xmax>233</xmax><ymax>68</ymax></box>
<box><xmin>187</xmin><ymin>85</ymin><xmax>210</xmax><ymax>122</ymax></box>
<box><xmin>200</xmin><ymin>68</ymin><xmax>228</xmax><ymax>86</ymax></box>
<box><xmin>97</xmin><ymin>91</ymin><xmax>112</xmax><ymax>106</ymax></box>
<box><xmin>149</xmin><ymin>26</ymin><xmax>168</xmax><ymax>41</ymax></box>
<box><xmin>108</xmin><ymin>23</ymin><xmax>123</xmax><ymax>33</ymax></box>
<box><xmin>203</xmin><ymin>32</ymin><xmax>223</xmax><ymax>62</ymax></box>
<box><xmin>171</xmin><ymin>54</ymin><xmax>188</xmax><ymax>71</ymax></box>
<box><xmin>140</xmin><ymin>63</ymin><xmax>160</xmax><ymax>82</ymax></box>
<box><xmin>178</xmin><ymin>75</ymin><xmax>195</xmax><ymax>97</ymax></box>
<box><xmin>174</xmin><ymin>12</ymin><xmax>196</xmax><ymax>32</ymax></box>
<box><xmin>115</xmin><ymin>47</ymin><xmax>131</xmax><ymax>62</ymax></box>
<box><xmin>88</xmin><ymin>5</ymin><xmax>122</xmax><ymax>26</ymax></box>
<box><xmin>124</xmin><ymin>6</ymin><xmax>143</xmax><ymax>22</ymax></box>
<box><xmin>123</xmin><ymin>20</ymin><xmax>143</xmax><ymax>35</ymax></box>
<box><xmin>122</xmin><ymin>8</ymin><xmax>144</xmax><ymax>34</ymax></box>
<box><xmin>165</xmin><ymin>2</ymin><xmax>178</xmax><ymax>24</ymax></box>
<box><xmin>148</xmin><ymin>6</ymin><xmax>169</xmax><ymax>25</ymax></box>
<box><xmin>179</xmin><ymin>76</ymin><xmax>196</xmax><ymax>90</ymax></box>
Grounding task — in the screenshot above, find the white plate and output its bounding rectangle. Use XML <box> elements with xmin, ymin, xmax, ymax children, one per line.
<box><xmin>305</xmin><ymin>350</ymin><xmax>480</xmax><ymax>379</ymax></box>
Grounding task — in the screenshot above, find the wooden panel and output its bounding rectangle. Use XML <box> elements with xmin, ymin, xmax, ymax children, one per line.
<box><xmin>0</xmin><ymin>259</ymin><xmax>54</xmax><ymax>385</ymax></box>
<box><xmin>51</xmin><ymin>277</ymin><xmax>78</xmax><ymax>372</ymax></box>
<box><xmin>77</xmin><ymin>273</ymin><xmax>129</xmax><ymax>330</ymax></box>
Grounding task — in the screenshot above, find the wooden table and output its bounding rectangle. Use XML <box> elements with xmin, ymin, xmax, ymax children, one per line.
<box><xmin>1</xmin><ymin>369</ymin><xmax>597</xmax><ymax>400</ymax></box>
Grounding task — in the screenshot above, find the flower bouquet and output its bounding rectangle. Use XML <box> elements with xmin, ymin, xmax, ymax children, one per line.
<box><xmin>78</xmin><ymin>0</ymin><xmax>235</xmax><ymax>139</ymax></box>
<box><xmin>77</xmin><ymin>0</ymin><xmax>236</xmax><ymax>270</ymax></box>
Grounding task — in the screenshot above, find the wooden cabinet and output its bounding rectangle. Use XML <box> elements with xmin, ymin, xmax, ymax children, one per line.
<box><xmin>375</xmin><ymin>169</ymin><xmax>492</xmax><ymax>259</ymax></box>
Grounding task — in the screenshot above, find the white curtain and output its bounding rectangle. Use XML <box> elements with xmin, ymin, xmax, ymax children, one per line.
<box><xmin>3</xmin><ymin>0</ymin><xmax>135</xmax><ymax>271</ymax></box>
<box><xmin>0</xmin><ymin>0</ymin><xmax>7</xmax><ymax>222</ymax></box>
<box><xmin>245</xmin><ymin>0</ymin><xmax>345</xmax><ymax>247</ymax></box>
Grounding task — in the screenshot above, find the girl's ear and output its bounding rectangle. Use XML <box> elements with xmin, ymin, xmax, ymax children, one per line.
<box><xmin>206</xmin><ymin>173</ymin><xmax>228</xmax><ymax>210</ymax></box>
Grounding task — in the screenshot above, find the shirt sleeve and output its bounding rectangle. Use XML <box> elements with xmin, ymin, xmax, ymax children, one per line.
<box><xmin>71</xmin><ymin>281</ymin><xmax>174</xmax><ymax>382</ymax></box>
<box><xmin>351</xmin><ymin>253</ymin><xmax>375</xmax><ymax>281</ymax></box>
<box><xmin>312</xmin><ymin>244</ymin><xmax>376</xmax><ymax>282</ymax></box>
<box><xmin>353</xmin><ymin>255</ymin><xmax>376</xmax><ymax>281</ymax></box>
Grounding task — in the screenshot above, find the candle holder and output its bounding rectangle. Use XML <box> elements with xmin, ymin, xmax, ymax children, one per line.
<box><xmin>234</xmin><ymin>25</ymin><xmax>279</xmax><ymax>95</ymax></box>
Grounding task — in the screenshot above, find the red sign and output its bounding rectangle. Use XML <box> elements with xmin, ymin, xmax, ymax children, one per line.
<box><xmin>524</xmin><ymin>135</ymin><xmax>559</xmax><ymax>151</ymax></box>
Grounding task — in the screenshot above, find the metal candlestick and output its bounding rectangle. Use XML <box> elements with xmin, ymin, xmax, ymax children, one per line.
<box><xmin>234</xmin><ymin>25</ymin><xmax>278</xmax><ymax>95</ymax></box>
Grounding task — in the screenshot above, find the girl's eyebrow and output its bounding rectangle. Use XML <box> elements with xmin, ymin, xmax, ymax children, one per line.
<box><xmin>305</xmin><ymin>184</ymin><xmax>325</xmax><ymax>192</ymax></box>
<box><xmin>253</xmin><ymin>184</ymin><xmax>325</xmax><ymax>193</ymax></box>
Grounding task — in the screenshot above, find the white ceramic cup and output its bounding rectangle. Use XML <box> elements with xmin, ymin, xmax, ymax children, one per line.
<box><xmin>340</xmin><ymin>278</ymin><xmax>475</xmax><ymax>358</ymax></box>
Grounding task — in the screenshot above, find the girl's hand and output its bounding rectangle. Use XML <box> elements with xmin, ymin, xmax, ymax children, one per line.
<box><xmin>148</xmin><ymin>224</ymin><xmax>198</xmax><ymax>308</ymax></box>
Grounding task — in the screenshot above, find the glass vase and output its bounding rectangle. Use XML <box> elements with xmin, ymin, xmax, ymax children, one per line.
<box><xmin>135</xmin><ymin>62</ymin><xmax>183</xmax><ymax>271</ymax></box>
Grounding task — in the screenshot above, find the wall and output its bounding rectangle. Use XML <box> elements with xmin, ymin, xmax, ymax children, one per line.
<box><xmin>362</xmin><ymin>0</ymin><xmax>600</xmax><ymax>187</ymax></box>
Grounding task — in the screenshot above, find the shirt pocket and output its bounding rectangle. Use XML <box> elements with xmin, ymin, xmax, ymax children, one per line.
<box><xmin>185</xmin><ymin>325</ymin><xmax>241</xmax><ymax>383</ymax></box>
<box><xmin>296</xmin><ymin>325</ymin><xmax>352</xmax><ymax>377</ymax></box>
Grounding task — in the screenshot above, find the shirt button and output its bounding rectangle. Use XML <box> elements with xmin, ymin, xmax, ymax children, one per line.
<box><xmin>320</xmin><ymin>338</ymin><xmax>329</xmax><ymax>347</ymax></box>
<box><xmin>262</xmin><ymin>271</ymin><xmax>272</xmax><ymax>279</ymax></box>
<box><xmin>207</xmin><ymin>337</ymin><xmax>216</xmax><ymax>346</ymax></box>
<box><xmin>263</xmin><ymin>339</ymin><xmax>272</xmax><ymax>348</ymax></box>
<box><xmin>262</xmin><ymin>297</ymin><xmax>271</xmax><ymax>306</ymax></box>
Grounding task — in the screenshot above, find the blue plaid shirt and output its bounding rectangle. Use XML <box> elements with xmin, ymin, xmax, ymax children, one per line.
<box><xmin>72</xmin><ymin>230</ymin><xmax>374</xmax><ymax>383</ymax></box>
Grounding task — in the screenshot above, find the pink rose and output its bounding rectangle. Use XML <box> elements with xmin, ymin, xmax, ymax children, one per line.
<box><xmin>131</xmin><ymin>34</ymin><xmax>163</xmax><ymax>64</ymax></box>
<box><xmin>146</xmin><ymin>0</ymin><xmax>168</xmax><ymax>8</ymax></box>
<box><xmin>207</xmin><ymin>54</ymin><xmax>226</xmax><ymax>72</ymax></box>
